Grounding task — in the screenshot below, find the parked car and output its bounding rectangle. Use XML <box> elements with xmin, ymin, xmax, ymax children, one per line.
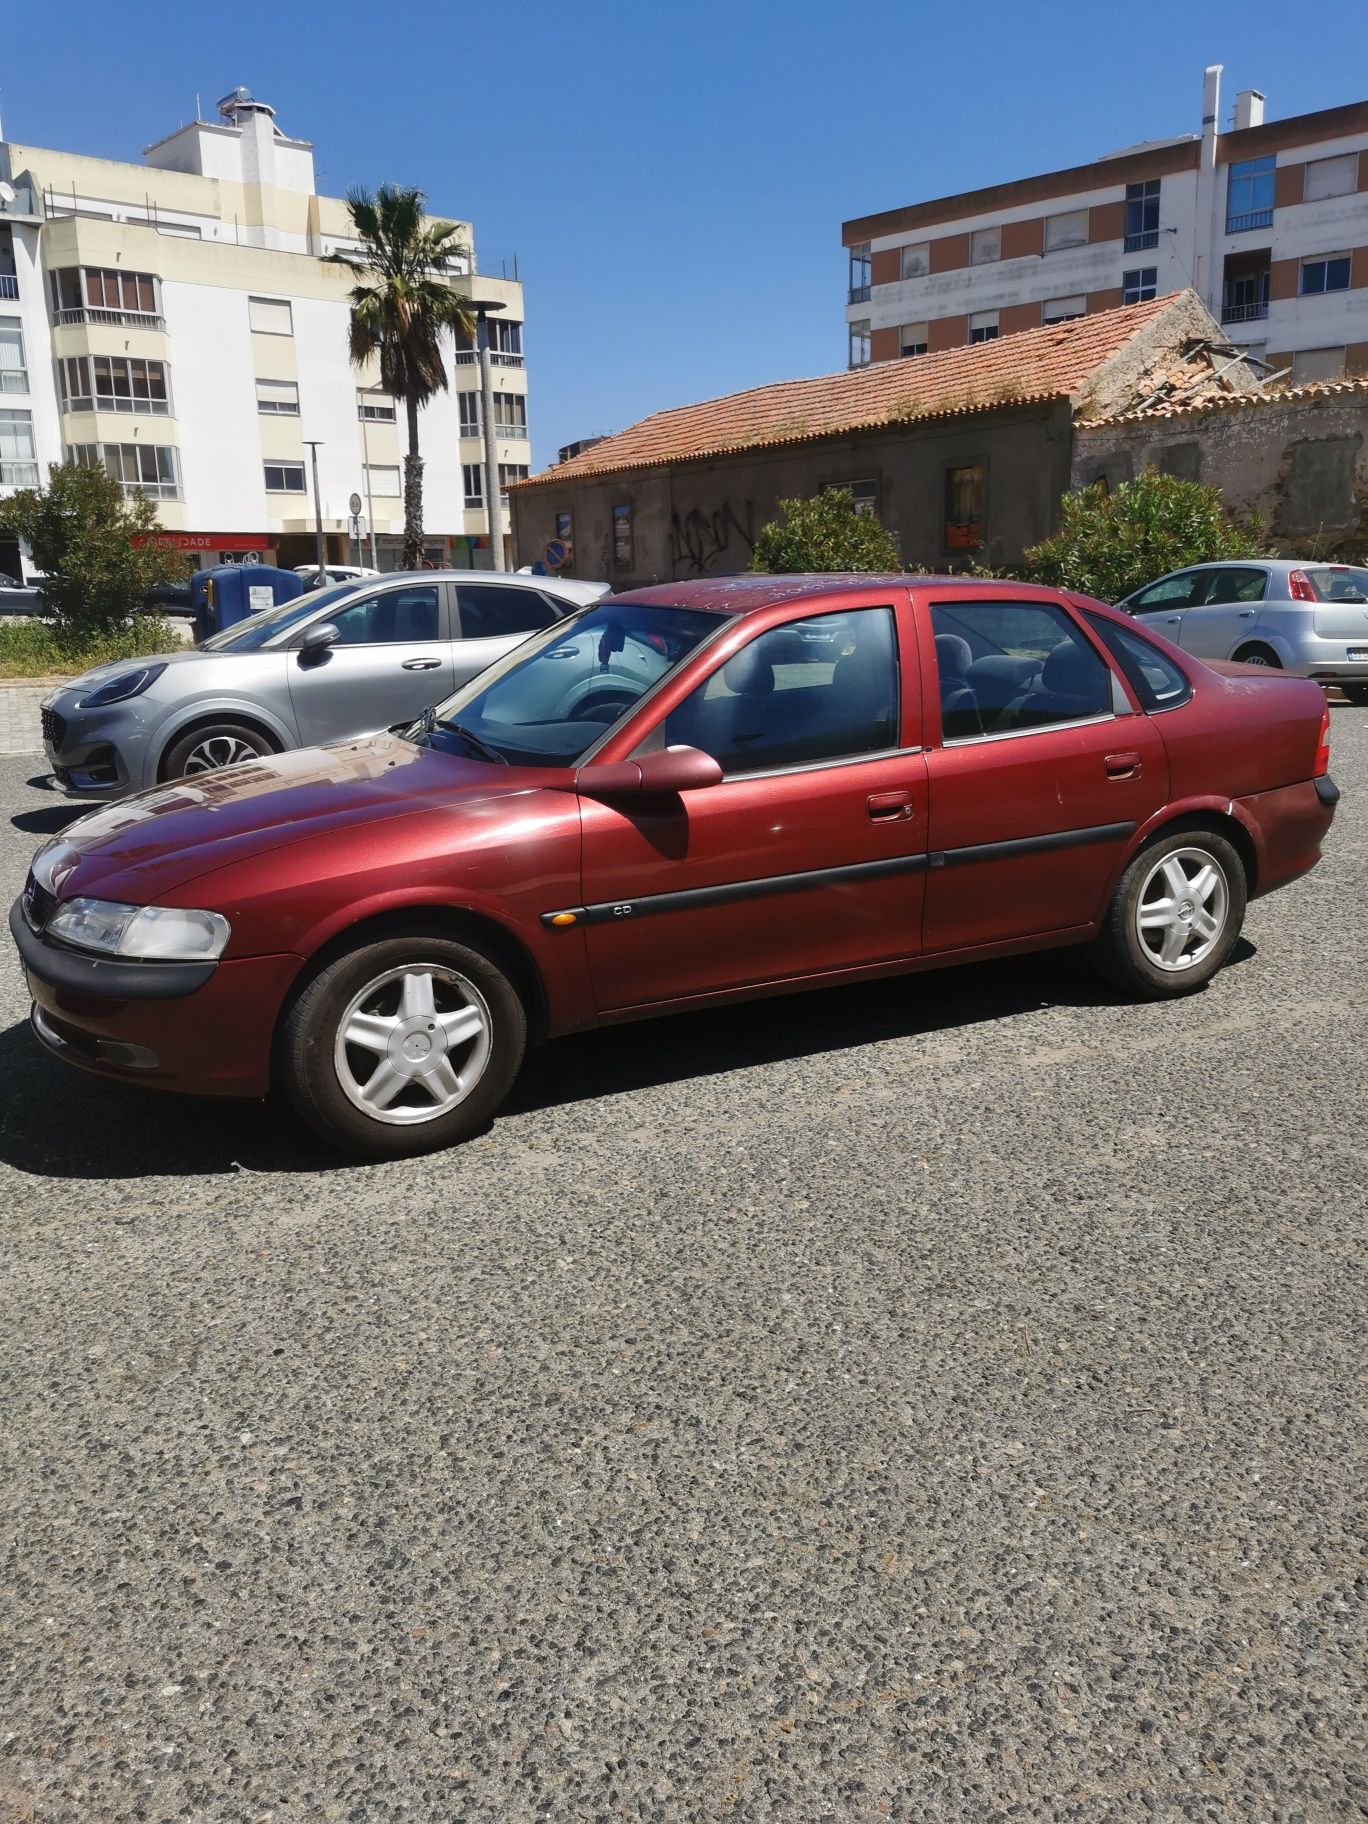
<box><xmin>0</xmin><ymin>571</ymin><xmax>43</xmax><ymax>616</ymax></box>
<box><xmin>141</xmin><ymin>577</ymin><xmax>196</xmax><ymax>617</ymax></box>
<box><xmin>1118</xmin><ymin>560</ymin><xmax>1368</xmax><ymax>703</ymax></box>
<box><xmin>13</xmin><ymin>576</ymin><xmax>1338</xmax><ymax>1159</ymax></box>
<box><xmin>37</xmin><ymin>570</ymin><xmax>609</xmax><ymax>796</ymax></box>
<box><xmin>292</xmin><ymin>563</ymin><xmax>380</xmax><ymax>586</ymax></box>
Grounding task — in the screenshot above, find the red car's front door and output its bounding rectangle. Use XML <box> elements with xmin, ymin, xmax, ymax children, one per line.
<box><xmin>917</xmin><ymin>592</ymin><xmax>1168</xmax><ymax>953</ymax></box>
<box><xmin>577</xmin><ymin>598</ymin><xmax>930</xmax><ymax>1014</ymax></box>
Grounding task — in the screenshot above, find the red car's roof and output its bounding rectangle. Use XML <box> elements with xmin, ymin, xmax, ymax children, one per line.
<box><xmin>613</xmin><ymin>573</ymin><xmax>1099</xmax><ymax>617</ymax></box>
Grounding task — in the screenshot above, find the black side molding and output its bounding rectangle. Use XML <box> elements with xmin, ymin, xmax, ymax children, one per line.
<box><xmin>1315</xmin><ymin>774</ymin><xmax>1340</xmax><ymax>807</ymax></box>
<box><xmin>9</xmin><ymin>898</ymin><xmax>217</xmax><ymax>1001</ymax></box>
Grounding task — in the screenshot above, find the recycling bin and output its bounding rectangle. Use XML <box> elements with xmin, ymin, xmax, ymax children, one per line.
<box><xmin>192</xmin><ymin>563</ymin><xmax>303</xmax><ymax>641</ymax></box>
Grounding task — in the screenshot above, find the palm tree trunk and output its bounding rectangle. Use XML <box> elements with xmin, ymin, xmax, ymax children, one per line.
<box><xmin>402</xmin><ymin>394</ymin><xmax>425</xmax><ymax>570</ymax></box>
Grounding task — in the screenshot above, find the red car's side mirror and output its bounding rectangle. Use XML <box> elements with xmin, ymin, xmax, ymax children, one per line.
<box><xmin>576</xmin><ymin>744</ymin><xmax>723</xmax><ymax>798</ymax></box>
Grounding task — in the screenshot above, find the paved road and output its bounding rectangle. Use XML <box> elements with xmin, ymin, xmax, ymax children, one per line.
<box><xmin>0</xmin><ymin>720</ymin><xmax>1364</xmax><ymax>1824</ymax></box>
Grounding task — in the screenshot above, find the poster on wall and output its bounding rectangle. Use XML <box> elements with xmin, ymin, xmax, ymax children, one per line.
<box><xmin>612</xmin><ymin>503</ymin><xmax>633</xmax><ymax>569</ymax></box>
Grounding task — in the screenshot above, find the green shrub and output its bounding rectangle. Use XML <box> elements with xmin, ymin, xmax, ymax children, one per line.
<box><xmin>1024</xmin><ymin>468</ymin><xmax>1268</xmax><ymax>603</ymax></box>
<box><xmin>0</xmin><ymin>615</ymin><xmax>177</xmax><ymax>680</ymax></box>
<box><xmin>749</xmin><ymin>489</ymin><xmax>902</xmax><ymax>574</ymax></box>
<box><xmin>0</xmin><ymin>462</ymin><xmax>178</xmax><ymax>637</ymax></box>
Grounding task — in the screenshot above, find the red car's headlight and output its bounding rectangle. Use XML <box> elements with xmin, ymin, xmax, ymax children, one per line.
<box><xmin>46</xmin><ymin>897</ymin><xmax>231</xmax><ymax>961</ymax></box>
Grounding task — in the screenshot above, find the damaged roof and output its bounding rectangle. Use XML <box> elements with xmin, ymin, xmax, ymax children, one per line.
<box><xmin>518</xmin><ymin>292</ymin><xmax>1261</xmax><ymax>490</ymax></box>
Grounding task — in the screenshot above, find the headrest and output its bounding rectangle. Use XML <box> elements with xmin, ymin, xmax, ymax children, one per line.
<box><xmin>935</xmin><ymin>634</ymin><xmax>973</xmax><ymax>681</ymax></box>
<box><xmin>723</xmin><ymin>646</ymin><xmax>775</xmax><ymax>696</ymax></box>
<box><xmin>1042</xmin><ymin>640</ymin><xmax>1100</xmax><ymax>695</ymax></box>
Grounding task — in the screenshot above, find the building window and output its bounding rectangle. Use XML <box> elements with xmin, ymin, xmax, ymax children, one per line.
<box><xmin>457</xmin><ymin>392</ymin><xmax>480</xmax><ymax>436</ymax></box>
<box><xmin>970</xmin><ymin>227</ymin><xmax>1001</xmax><ymax>265</ymax></box>
<box><xmin>1122</xmin><ymin>267</ymin><xmax>1158</xmax><ymax>304</ymax></box>
<box><xmin>255</xmin><ymin>378</ymin><xmax>299</xmax><ymax>415</ymax></box>
<box><xmin>263</xmin><ymin>460</ymin><xmax>307</xmax><ymax>493</ymax></box>
<box><xmin>248</xmin><ymin>296</ymin><xmax>293</xmax><ymax>336</ymax></box>
<box><xmin>1303</xmin><ymin>153</ymin><xmax>1358</xmax><ymax>204</ymax></box>
<box><xmin>52</xmin><ymin>267</ymin><xmax>160</xmax><ymax>325</ymax></box>
<box><xmin>968</xmin><ymin>310</ymin><xmax>999</xmax><ymax>344</ymax></box>
<box><xmin>1044</xmin><ymin>209</ymin><xmax>1088</xmax><ymax>252</ymax></box>
<box><xmin>357</xmin><ymin>390</ymin><xmax>396</xmax><ymax>422</ymax></box>
<box><xmin>1291</xmin><ymin>346</ymin><xmax>1347</xmax><ymax>384</ymax></box>
<box><xmin>494</xmin><ymin>393</ymin><xmax>528</xmax><ymax>434</ymax></box>
<box><xmin>1300</xmin><ymin>254</ymin><xmax>1352</xmax><ymax>296</ymax></box>
<box><xmin>1226</xmin><ymin>156</ymin><xmax>1276</xmax><ymax>233</ymax></box>
<box><xmin>462</xmin><ymin>463</ymin><xmax>484</xmax><ymax>508</ymax></box>
<box><xmin>0</xmin><ymin>407</ymin><xmax>39</xmax><ymax>487</ymax></box>
<box><xmin>0</xmin><ymin>320</ymin><xmax>28</xmax><ymax>394</ymax></box>
<box><xmin>612</xmin><ymin>502</ymin><xmax>633</xmax><ymax>569</ymax></box>
<box><xmin>63</xmin><ymin>355</ymin><xmax>171</xmax><ymax>414</ymax></box>
<box><xmin>848</xmin><ymin>479</ymin><xmax>877</xmax><ymax>517</ymax></box>
<box><xmin>491</xmin><ymin>319</ymin><xmax>524</xmax><ymax>366</ymax></box>
<box><xmin>72</xmin><ymin>441</ymin><xmax>180</xmax><ymax>499</ymax></box>
<box><xmin>1221</xmin><ymin>268</ymin><xmax>1269</xmax><ymax>324</ymax></box>
<box><xmin>848</xmin><ymin>242</ymin><xmax>872</xmax><ymax>304</ymax></box>
<box><xmin>1124</xmin><ymin>180</ymin><xmax>1160</xmax><ymax>252</ymax></box>
<box><xmin>1042</xmin><ymin>295</ymin><xmax>1086</xmax><ymax>324</ymax></box>
<box><xmin>900</xmin><ymin>242</ymin><xmax>930</xmax><ymax>279</ymax></box>
<box><xmin>849</xmin><ymin>319</ymin><xmax>871</xmax><ymax>368</ymax></box>
<box><xmin>364</xmin><ymin>463</ymin><xmax>401</xmax><ymax>495</ymax></box>
<box><xmin>945</xmin><ymin>463</ymin><xmax>984</xmax><ymax>549</ymax></box>
<box><xmin>900</xmin><ymin>321</ymin><xmax>928</xmax><ymax>357</ymax></box>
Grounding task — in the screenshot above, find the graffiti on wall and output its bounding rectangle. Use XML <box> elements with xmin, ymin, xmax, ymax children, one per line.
<box><xmin>669</xmin><ymin>500</ymin><xmax>755</xmax><ymax>576</ymax></box>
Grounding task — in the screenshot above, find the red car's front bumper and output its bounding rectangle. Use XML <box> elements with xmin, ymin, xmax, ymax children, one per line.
<box><xmin>13</xmin><ymin>898</ymin><xmax>301</xmax><ymax>1098</ymax></box>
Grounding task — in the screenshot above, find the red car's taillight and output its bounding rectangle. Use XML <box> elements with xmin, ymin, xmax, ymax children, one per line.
<box><xmin>1314</xmin><ymin>706</ymin><xmax>1331</xmax><ymax>778</ymax></box>
<box><xmin>1288</xmin><ymin>569</ymin><xmax>1317</xmax><ymax>602</ymax></box>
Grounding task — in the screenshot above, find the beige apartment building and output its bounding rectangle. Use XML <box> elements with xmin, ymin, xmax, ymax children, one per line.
<box><xmin>0</xmin><ymin>87</ymin><xmax>528</xmax><ymax>581</ymax></box>
<box><xmin>842</xmin><ymin>66</ymin><xmax>1368</xmax><ymax>385</ymax></box>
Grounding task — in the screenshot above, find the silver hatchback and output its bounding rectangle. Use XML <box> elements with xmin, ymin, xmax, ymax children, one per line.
<box><xmin>1118</xmin><ymin>559</ymin><xmax>1368</xmax><ymax>703</ymax></box>
<box><xmin>41</xmin><ymin>570</ymin><xmax>609</xmax><ymax>798</ymax></box>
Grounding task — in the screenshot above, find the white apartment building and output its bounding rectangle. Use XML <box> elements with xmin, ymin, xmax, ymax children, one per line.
<box><xmin>0</xmin><ymin>87</ymin><xmax>528</xmax><ymax>582</ymax></box>
<box><xmin>842</xmin><ymin>67</ymin><xmax>1367</xmax><ymax>385</ymax></box>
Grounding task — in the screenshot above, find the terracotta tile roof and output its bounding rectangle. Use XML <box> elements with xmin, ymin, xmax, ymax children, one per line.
<box><xmin>1085</xmin><ymin>376</ymin><xmax>1368</xmax><ymax>427</ymax></box>
<box><xmin>517</xmin><ymin>295</ymin><xmax>1181</xmax><ymax>490</ymax></box>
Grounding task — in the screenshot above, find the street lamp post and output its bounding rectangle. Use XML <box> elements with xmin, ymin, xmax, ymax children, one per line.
<box><xmin>303</xmin><ymin>439</ymin><xmax>326</xmax><ymax>579</ymax></box>
<box><xmin>465</xmin><ymin>300</ymin><xmax>505</xmax><ymax>569</ymax></box>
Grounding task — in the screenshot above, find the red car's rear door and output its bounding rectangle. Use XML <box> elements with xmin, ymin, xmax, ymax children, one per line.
<box><xmin>917</xmin><ymin>591</ymin><xmax>1168</xmax><ymax>953</ymax></box>
<box><xmin>576</xmin><ymin>594</ymin><xmax>930</xmax><ymax>1013</ymax></box>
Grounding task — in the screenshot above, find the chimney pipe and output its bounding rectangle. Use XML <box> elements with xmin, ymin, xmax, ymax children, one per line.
<box><xmin>1234</xmin><ymin>89</ymin><xmax>1266</xmax><ymax>131</ymax></box>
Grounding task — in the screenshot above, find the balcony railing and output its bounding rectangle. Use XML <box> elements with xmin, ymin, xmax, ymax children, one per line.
<box><xmin>63</xmin><ymin>395</ymin><xmax>173</xmax><ymax>415</ymax></box>
<box><xmin>118</xmin><ymin>480</ymin><xmax>181</xmax><ymax>501</ymax></box>
<box><xmin>1221</xmin><ymin>300</ymin><xmax>1270</xmax><ymax>324</ymax></box>
<box><xmin>848</xmin><ymin>283</ymin><xmax>872</xmax><ymax>305</ymax></box>
<box><xmin>0</xmin><ymin>275</ymin><xmax>18</xmax><ymax>301</ymax></box>
<box><xmin>1</xmin><ymin>461</ymin><xmax>41</xmax><ymax>488</ymax></box>
<box><xmin>1226</xmin><ymin>208</ymin><xmax>1274</xmax><ymax>235</ymax></box>
<box><xmin>55</xmin><ymin>306</ymin><xmax>165</xmax><ymax>331</ymax></box>
<box><xmin>1123</xmin><ymin>229</ymin><xmax>1159</xmax><ymax>253</ymax></box>
<box><xmin>454</xmin><ymin>348</ymin><xmax>525</xmax><ymax>368</ymax></box>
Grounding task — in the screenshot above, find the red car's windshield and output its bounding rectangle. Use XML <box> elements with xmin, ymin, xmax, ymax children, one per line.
<box><xmin>422</xmin><ymin>602</ymin><xmax>726</xmax><ymax>767</ymax></box>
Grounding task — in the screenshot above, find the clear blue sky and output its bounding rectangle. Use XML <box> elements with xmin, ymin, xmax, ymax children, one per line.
<box><xmin>5</xmin><ymin>0</ymin><xmax>1364</xmax><ymax>469</ymax></box>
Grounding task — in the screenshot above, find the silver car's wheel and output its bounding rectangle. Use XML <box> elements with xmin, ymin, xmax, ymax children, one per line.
<box><xmin>1134</xmin><ymin>846</ymin><xmax>1230</xmax><ymax>972</ymax></box>
<box><xmin>332</xmin><ymin>963</ymin><xmax>493</xmax><ymax>1126</ymax></box>
<box><xmin>182</xmin><ymin>733</ymin><xmax>263</xmax><ymax>773</ymax></box>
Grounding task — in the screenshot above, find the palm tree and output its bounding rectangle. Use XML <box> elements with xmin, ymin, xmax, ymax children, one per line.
<box><xmin>330</xmin><ymin>185</ymin><xmax>471</xmax><ymax>570</ymax></box>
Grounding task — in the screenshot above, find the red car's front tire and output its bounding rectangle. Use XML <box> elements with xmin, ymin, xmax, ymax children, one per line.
<box><xmin>279</xmin><ymin>932</ymin><xmax>527</xmax><ymax>1157</ymax></box>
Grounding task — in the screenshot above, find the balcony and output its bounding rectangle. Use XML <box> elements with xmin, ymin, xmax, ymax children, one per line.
<box><xmin>454</xmin><ymin>347</ymin><xmax>525</xmax><ymax>369</ymax></box>
<box><xmin>64</xmin><ymin>394</ymin><xmax>173</xmax><ymax>415</ymax></box>
<box><xmin>0</xmin><ymin>274</ymin><xmax>17</xmax><ymax>300</ymax></box>
<box><xmin>117</xmin><ymin>479</ymin><xmax>181</xmax><ymax>501</ymax></box>
<box><xmin>1221</xmin><ymin>250</ymin><xmax>1271</xmax><ymax>330</ymax></box>
<box><xmin>1226</xmin><ymin>207</ymin><xmax>1274</xmax><ymax>235</ymax></box>
<box><xmin>56</xmin><ymin>305</ymin><xmax>166</xmax><ymax>331</ymax></box>
<box><xmin>1221</xmin><ymin>300</ymin><xmax>1270</xmax><ymax>325</ymax></box>
<box><xmin>848</xmin><ymin>283</ymin><xmax>872</xmax><ymax>305</ymax></box>
<box><xmin>1123</xmin><ymin>230</ymin><xmax>1159</xmax><ymax>253</ymax></box>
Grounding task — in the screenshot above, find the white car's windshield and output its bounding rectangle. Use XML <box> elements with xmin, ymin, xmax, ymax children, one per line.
<box><xmin>200</xmin><ymin>582</ymin><xmax>359</xmax><ymax>653</ymax></box>
<box><xmin>418</xmin><ymin>601</ymin><xmax>726</xmax><ymax>767</ymax></box>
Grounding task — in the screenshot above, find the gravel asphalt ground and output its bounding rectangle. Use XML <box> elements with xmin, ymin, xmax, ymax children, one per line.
<box><xmin>0</xmin><ymin>717</ymin><xmax>1363</xmax><ymax>1824</ymax></box>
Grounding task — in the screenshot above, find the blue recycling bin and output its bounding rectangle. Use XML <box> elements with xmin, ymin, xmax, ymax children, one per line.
<box><xmin>192</xmin><ymin>563</ymin><xmax>303</xmax><ymax>641</ymax></box>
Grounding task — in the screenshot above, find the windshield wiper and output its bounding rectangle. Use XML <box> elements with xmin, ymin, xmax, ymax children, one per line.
<box><xmin>438</xmin><ymin>719</ymin><xmax>508</xmax><ymax>765</ymax></box>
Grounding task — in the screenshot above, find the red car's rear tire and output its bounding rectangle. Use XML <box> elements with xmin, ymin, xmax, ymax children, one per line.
<box><xmin>1091</xmin><ymin>827</ymin><xmax>1247</xmax><ymax>999</ymax></box>
<box><xmin>279</xmin><ymin>932</ymin><xmax>527</xmax><ymax>1157</ymax></box>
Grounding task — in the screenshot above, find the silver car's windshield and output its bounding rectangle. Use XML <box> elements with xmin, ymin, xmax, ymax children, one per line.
<box><xmin>418</xmin><ymin>602</ymin><xmax>726</xmax><ymax>767</ymax></box>
<box><xmin>199</xmin><ymin>582</ymin><xmax>359</xmax><ymax>653</ymax></box>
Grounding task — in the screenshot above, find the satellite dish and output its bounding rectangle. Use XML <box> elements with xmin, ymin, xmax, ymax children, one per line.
<box><xmin>0</xmin><ymin>182</ymin><xmax>17</xmax><ymax>208</ymax></box>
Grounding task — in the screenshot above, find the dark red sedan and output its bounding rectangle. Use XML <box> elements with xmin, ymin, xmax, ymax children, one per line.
<box><xmin>12</xmin><ymin>576</ymin><xmax>1339</xmax><ymax>1157</ymax></box>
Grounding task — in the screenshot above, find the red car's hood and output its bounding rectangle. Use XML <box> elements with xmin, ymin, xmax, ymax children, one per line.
<box><xmin>35</xmin><ymin>734</ymin><xmax>558</xmax><ymax>903</ymax></box>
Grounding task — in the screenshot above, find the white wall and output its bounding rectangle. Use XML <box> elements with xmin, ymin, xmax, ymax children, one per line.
<box><xmin>163</xmin><ymin>279</ymin><xmax>267</xmax><ymax>531</ymax></box>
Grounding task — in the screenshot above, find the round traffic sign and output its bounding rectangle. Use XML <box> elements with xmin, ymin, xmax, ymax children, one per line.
<box><xmin>348</xmin><ymin>491</ymin><xmax>363</xmax><ymax>516</ymax></box>
<box><xmin>543</xmin><ymin>538</ymin><xmax>569</xmax><ymax>570</ymax></box>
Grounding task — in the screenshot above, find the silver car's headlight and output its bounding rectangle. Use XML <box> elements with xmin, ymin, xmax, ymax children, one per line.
<box><xmin>46</xmin><ymin>897</ymin><xmax>231</xmax><ymax>961</ymax></box>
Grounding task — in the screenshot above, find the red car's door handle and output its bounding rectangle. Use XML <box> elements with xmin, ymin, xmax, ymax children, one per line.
<box><xmin>867</xmin><ymin>791</ymin><xmax>915</xmax><ymax>822</ymax></box>
<box><xmin>1105</xmin><ymin>751</ymin><xmax>1143</xmax><ymax>779</ymax></box>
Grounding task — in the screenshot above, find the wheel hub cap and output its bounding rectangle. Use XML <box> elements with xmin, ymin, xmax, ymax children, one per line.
<box><xmin>1135</xmin><ymin>846</ymin><xmax>1230</xmax><ymax>973</ymax></box>
<box><xmin>333</xmin><ymin>965</ymin><xmax>492</xmax><ymax>1125</ymax></box>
